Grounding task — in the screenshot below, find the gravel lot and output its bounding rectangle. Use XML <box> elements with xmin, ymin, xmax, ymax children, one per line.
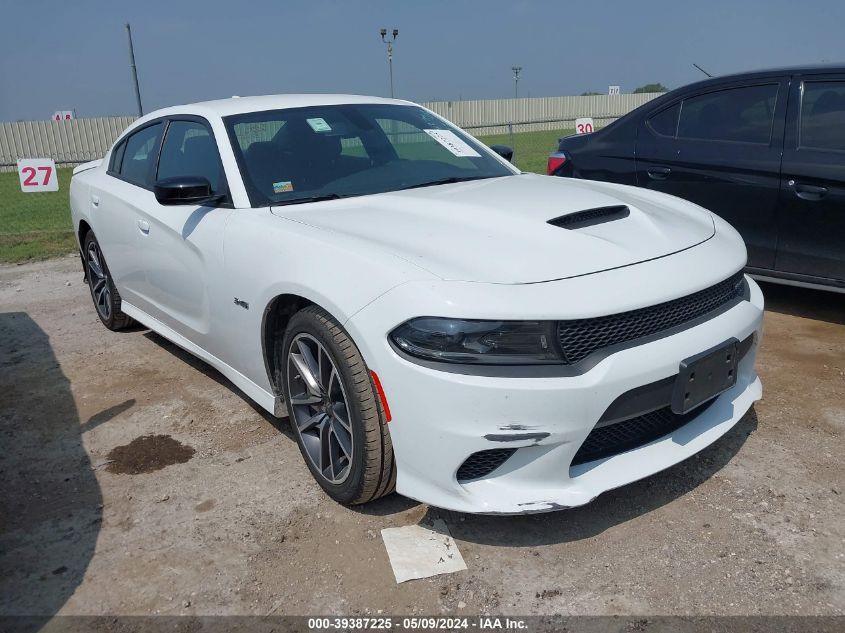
<box><xmin>1</xmin><ymin>255</ymin><xmax>843</xmax><ymax>618</ymax></box>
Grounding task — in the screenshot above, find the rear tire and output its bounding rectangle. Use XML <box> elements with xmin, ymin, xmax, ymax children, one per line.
<box><xmin>83</xmin><ymin>232</ymin><xmax>133</xmax><ymax>331</ymax></box>
<box><xmin>279</xmin><ymin>306</ymin><xmax>395</xmax><ymax>505</ymax></box>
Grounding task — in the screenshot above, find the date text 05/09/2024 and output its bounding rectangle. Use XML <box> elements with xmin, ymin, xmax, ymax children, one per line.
<box><xmin>307</xmin><ymin>616</ymin><xmax>529</xmax><ymax>630</ymax></box>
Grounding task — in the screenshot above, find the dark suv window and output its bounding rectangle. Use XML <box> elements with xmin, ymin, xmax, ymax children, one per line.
<box><xmin>118</xmin><ymin>122</ymin><xmax>163</xmax><ymax>187</ymax></box>
<box><xmin>800</xmin><ymin>81</ymin><xmax>845</xmax><ymax>152</ymax></box>
<box><xmin>678</xmin><ymin>84</ymin><xmax>778</xmax><ymax>144</ymax></box>
<box><xmin>157</xmin><ymin>120</ymin><xmax>225</xmax><ymax>192</ymax></box>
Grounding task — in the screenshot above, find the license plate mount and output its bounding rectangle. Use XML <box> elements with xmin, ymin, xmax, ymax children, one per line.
<box><xmin>671</xmin><ymin>338</ymin><xmax>739</xmax><ymax>415</ymax></box>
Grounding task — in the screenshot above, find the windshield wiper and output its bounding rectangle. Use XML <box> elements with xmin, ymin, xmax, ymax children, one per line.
<box><xmin>396</xmin><ymin>175</ymin><xmax>496</xmax><ymax>191</ymax></box>
<box><xmin>274</xmin><ymin>193</ymin><xmax>347</xmax><ymax>206</ymax></box>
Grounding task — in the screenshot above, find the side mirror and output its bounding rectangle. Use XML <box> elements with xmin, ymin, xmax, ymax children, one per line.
<box><xmin>154</xmin><ymin>176</ymin><xmax>221</xmax><ymax>206</ymax></box>
<box><xmin>489</xmin><ymin>144</ymin><xmax>514</xmax><ymax>162</ymax></box>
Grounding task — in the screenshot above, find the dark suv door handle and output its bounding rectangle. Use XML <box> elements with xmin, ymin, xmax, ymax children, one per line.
<box><xmin>789</xmin><ymin>180</ymin><xmax>828</xmax><ymax>201</ymax></box>
<box><xmin>647</xmin><ymin>167</ymin><xmax>672</xmax><ymax>180</ymax></box>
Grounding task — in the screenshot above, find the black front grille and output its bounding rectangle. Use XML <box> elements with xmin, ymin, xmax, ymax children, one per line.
<box><xmin>571</xmin><ymin>401</ymin><xmax>715</xmax><ymax>467</ymax></box>
<box><xmin>558</xmin><ymin>273</ymin><xmax>746</xmax><ymax>364</ymax></box>
<box><xmin>457</xmin><ymin>448</ymin><xmax>517</xmax><ymax>482</ymax></box>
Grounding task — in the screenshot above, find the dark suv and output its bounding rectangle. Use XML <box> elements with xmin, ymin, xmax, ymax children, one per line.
<box><xmin>548</xmin><ymin>65</ymin><xmax>845</xmax><ymax>292</ymax></box>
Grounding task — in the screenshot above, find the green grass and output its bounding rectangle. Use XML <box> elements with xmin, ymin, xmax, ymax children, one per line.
<box><xmin>477</xmin><ymin>127</ymin><xmax>572</xmax><ymax>174</ymax></box>
<box><xmin>0</xmin><ymin>167</ymin><xmax>75</xmax><ymax>263</ymax></box>
<box><xmin>0</xmin><ymin>128</ymin><xmax>570</xmax><ymax>263</ymax></box>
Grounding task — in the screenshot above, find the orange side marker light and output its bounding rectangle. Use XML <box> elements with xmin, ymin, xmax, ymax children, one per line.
<box><xmin>370</xmin><ymin>370</ymin><xmax>392</xmax><ymax>422</ymax></box>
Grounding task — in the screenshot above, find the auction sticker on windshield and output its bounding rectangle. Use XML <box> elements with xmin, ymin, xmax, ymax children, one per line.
<box><xmin>424</xmin><ymin>129</ymin><xmax>481</xmax><ymax>157</ymax></box>
<box><xmin>307</xmin><ymin>117</ymin><xmax>332</xmax><ymax>132</ymax></box>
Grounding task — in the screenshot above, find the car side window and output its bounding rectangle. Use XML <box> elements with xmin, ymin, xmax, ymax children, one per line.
<box><xmin>800</xmin><ymin>81</ymin><xmax>845</xmax><ymax>152</ymax></box>
<box><xmin>117</xmin><ymin>122</ymin><xmax>164</xmax><ymax>187</ymax></box>
<box><xmin>647</xmin><ymin>103</ymin><xmax>680</xmax><ymax>137</ymax></box>
<box><xmin>678</xmin><ymin>84</ymin><xmax>779</xmax><ymax>144</ymax></box>
<box><xmin>157</xmin><ymin>120</ymin><xmax>225</xmax><ymax>193</ymax></box>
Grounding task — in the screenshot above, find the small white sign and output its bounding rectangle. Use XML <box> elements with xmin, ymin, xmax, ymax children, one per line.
<box><xmin>608</xmin><ymin>85</ymin><xmax>621</xmax><ymax>96</ymax></box>
<box><xmin>52</xmin><ymin>110</ymin><xmax>73</xmax><ymax>121</ymax></box>
<box><xmin>424</xmin><ymin>129</ymin><xmax>481</xmax><ymax>157</ymax></box>
<box><xmin>17</xmin><ymin>158</ymin><xmax>59</xmax><ymax>192</ymax></box>
<box><xmin>575</xmin><ymin>117</ymin><xmax>595</xmax><ymax>134</ymax></box>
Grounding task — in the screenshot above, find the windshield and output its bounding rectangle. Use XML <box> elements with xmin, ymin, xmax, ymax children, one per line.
<box><xmin>224</xmin><ymin>103</ymin><xmax>515</xmax><ymax>206</ymax></box>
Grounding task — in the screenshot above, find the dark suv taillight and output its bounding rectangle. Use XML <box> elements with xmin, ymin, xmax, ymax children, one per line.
<box><xmin>547</xmin><ymin>152</ymin><xmax>568</xmax><ymax>176</ymax></box>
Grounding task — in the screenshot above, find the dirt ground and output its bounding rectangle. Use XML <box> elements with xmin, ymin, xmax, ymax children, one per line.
<box><xmin>1</xmin><ymin>255</ymin><xmax>843</xmax><ymax>618</ymax></box>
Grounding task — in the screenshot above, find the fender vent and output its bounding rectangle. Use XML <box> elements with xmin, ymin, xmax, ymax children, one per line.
<box><xmin>548</xmin><ymin>205</ymin><xmax>630</xmax><ymax>230</ymax></box>
<box><xmin>457</xmin><ymin>448</ymin><xmax>517</xmax><ymax>482</ymax></box>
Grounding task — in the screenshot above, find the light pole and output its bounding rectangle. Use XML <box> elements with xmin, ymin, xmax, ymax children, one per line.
<box><xmin>510</xmin><ymin>66</ymin><xmax>522</xmax><ymax>148</ymax></box>
<box><xmin>380</xmin><ymin>28</ymin><xmax>399</xmax><ymax>98</ymax></box>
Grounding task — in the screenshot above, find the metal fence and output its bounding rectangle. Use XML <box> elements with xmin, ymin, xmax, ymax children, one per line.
<box><xmin>0</xmin><ymin>93</ymin><xmax>663</xmax><ymax>171</ymax></box>
<box><xmin>0</xmin><ymin>117</ymin><xmax>136</xmax><ymax>171</ymax></box>
<box><xmin>421</xmin><ymin>93</ymin><xmax>662</xmax><ymax>136</ymax></box>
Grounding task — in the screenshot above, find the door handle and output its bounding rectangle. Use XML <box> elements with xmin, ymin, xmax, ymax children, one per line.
<box><xmin>137</xmin><ymin>219</ymin><xmax>150</xmax><ymax>234</ymax></box>
<box><xmin>647</xmin><ymin>166</ymin><xmax>672</xmax><ymax>180</ymax></box>
<box><xmin>788</xmin><ymin>180</ymin><xmax>828</xmax><ymax>201</ymax></box>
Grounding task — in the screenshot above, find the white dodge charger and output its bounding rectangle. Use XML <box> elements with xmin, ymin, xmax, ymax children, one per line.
<box><xmin>70</xmin><ymin>95</ymin><xmax>763</xmax><ymax>513</ymax></box>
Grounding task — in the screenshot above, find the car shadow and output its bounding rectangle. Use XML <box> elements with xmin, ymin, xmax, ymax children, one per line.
<box><xmin>428</xmin><ymin>407</ymin><xmax>758</xmax><ymax>546</ymax></box>
<box><xmin>0</xmin><ymin>313</ymin><xmax>103</xmax><ymax>629</ymax></box>
<box><xmin>757</xmin><ymin>280</ymin><xmax>845</xmax><ymax>325</ymax></box>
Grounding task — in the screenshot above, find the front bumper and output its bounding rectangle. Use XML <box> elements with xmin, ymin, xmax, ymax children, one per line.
<box><xmin>347</xmin><ymin>270</ymin><xmax>764</xmax><ymax>514</ymax></box>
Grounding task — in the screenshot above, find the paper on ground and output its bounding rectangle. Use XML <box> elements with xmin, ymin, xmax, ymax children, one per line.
<box><xmin>381</xmin><ymin>518</ymin><xmax>468</xmax><ymax>583</ymax></box>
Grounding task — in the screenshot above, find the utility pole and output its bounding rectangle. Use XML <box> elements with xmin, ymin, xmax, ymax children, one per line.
<box><xmin>380</xmin><ymin>28</ymin><xmax>399</xmax><ymax>98</ymax></box>
<box><xmin>126</xmin><ymin>23</ymin><xmax>144</xmax><ymax>116</ymax></box>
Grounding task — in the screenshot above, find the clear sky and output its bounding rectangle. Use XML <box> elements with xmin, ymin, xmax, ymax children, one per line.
<box><xmin>1</xmin><ymin>0</ymin><xmax>843</xmax><ymax>121</ymax></box>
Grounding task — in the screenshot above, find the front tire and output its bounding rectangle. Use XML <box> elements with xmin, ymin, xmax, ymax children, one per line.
<box><xmin>83</xmin><ymin>232</ymin><xmax>133</xmax><ymax>331</ymax></box>
<box><xmin>280</xmin><ymin>306</ymin><xmax>395</xmax><ymax>505</ymax></box>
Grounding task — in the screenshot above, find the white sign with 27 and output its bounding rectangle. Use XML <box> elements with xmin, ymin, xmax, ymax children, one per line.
<box><xmin>17</xmin><ymin>158</ymin><xmax>59</xmax><ymax>193</ymax></box>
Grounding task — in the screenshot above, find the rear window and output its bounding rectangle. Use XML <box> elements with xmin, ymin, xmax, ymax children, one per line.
<box><xmin>678</xmin><ymin>84</ymin><xmax>778</xmax><ymax>144</ymax></box>
<box><xmin>800</xmin><ymin>81</ymin><xmax>845</xmax><ymax>152</ymax></box>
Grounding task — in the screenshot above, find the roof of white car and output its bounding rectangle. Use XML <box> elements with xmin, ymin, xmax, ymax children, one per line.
<box><xmin>137</xmin><ymin>94</ymin><xmax>414</xmax><ymax>122</ymax></box>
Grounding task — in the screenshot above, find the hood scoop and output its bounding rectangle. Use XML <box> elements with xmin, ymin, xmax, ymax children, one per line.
<box><xmin>548</xmin><ymin>205</ymin><xmax>630</xmax><ymax>230</ymax></box>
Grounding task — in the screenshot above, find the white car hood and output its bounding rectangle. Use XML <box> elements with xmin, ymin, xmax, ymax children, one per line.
<box><xmin>271</xmin><ymin>173</ymin><xmax>715</xmax><ymax>284</ymax></box>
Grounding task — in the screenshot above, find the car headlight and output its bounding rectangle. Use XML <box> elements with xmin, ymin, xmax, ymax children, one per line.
<box><xmin>389</xmin><ymin>318</ymin><xmax>562</xmax><ymax>365</ymax></box>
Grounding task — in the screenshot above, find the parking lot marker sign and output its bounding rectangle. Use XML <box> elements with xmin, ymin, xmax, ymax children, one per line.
<box><xmin>575</xmin><ymin>117</ymin><xmax>595</xmax><ymax>134</ymax></box>
<box><xmin>17</xmin><ymin>158</ymin><xmax>59</xmax><ymax>192</ymax></box>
